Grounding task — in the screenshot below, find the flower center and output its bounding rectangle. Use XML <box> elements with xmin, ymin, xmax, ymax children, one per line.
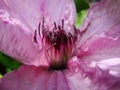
<box><xmin>33</xmin><ymin>19</ymin><xmax>78</xmax><ymax>70</ymax></box>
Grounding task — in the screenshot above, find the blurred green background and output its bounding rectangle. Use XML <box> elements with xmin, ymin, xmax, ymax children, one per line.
<box><xmin>0</xmin><ymin>0</ymin><xmax>89</xmax><ymax>77</ymax></box>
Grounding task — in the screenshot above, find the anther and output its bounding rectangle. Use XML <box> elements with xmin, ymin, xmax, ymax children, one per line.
<box><xmin>42</xmin><ymin>17</ymin><xmax>45</xmax><ymax>30</ymax></box>
<box><xmin>53</xmin><ymin>22</ymin><xmax>57</xmax><ymax>30</ymax></box>
<box><xmin>58</xmin><ymin>26</ymin><xmax>61</xmax><ymax>30</ymax></box>
<box><xmin>73</xmin><ymin>25</ymin><xmax>78</xmax><ymax>41</ymax></box>
<box><xmin>33</xmin><ymin>30</ymin><xmax>37</xmax><ymax>43</ymax></box>
<box><xmin>38</xmin><ymin>22</ymin><xmax>41</xmax><ymax>37</ymax></box>
<box><xmin>62</xmin><ymin>19</ymin><xmax>64</xmax><ymax>29</ymax></box>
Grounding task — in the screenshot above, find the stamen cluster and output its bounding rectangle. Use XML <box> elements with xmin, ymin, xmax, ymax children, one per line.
<box><xmin>33</xmin><ymin>19</ymin><xmax>78</xmax><ymax>70</ymax></box>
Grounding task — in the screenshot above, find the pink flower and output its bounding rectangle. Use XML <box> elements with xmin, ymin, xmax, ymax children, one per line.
<box><xmin>0</xmin><ymin>0</ymin><xmax>120</xmax><ymax>90</ymax></box>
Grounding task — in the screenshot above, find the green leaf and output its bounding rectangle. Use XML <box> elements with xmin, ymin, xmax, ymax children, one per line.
<box><xmin>0</xmin><ymin>52</ymin><xmax>21</xmax><ymax>72</ymax></box>
<box><xmin>75</xmin><ymin>10</ymin><xmax>88</xmax><ymax>27</ymax></box>
<box><xmin>0</xmin><ymin>73</ymin><xmax>2</xmax><ymax>78</ymax></box>
<box><xmin>74</xmin><ymin>0</ymin><xmax>89</xmax><ymax>12</ymax></box>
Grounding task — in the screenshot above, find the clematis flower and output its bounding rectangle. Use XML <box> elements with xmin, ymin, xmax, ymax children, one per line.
<box><xmin>0</xmin><ymin>0</ymin><xmax>120</xmax><ymax>90</ymax></box>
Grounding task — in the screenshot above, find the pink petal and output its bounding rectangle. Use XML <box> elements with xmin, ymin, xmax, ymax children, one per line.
<box><xmin>84</xmin><ymin>63</ymin><xmax>120</xmax><ymax>90</ymax></box>
<box><xmin>40</xmin><ymin>0</ymin><xmax>76</xmax><ymax>33</ymax></box>
<box><xmin>77</xmin><ymin>0</ymin><xmax>120</xmax><ymax>81</ymax></box>
<box><xmin>0</xmin><ymin>0</ymin><xmax>43</xmax><ymax>31</ymax></box>
<box><xmin>76</xmin><ymin>0</ymin><xmax>120</xmax><ymax>88</ymax></box>
<box><xmin>67</xmin><ymin>57</ymin><xmax>120</xmax><ymax>90</ymax></box>
<box><xmin>79</xmin><ymin>0</ymin><xmax>120</xmax><ymax>46</ymax></box>
<box><xmin>1</xmin><ymin>62</ymin><xmax>119</xmax><ymax>90</ymax></box>
<box><xmin>0</xmin><ymin>0</ymin><xmax>76</xmax><ymax>31</ymax></box>
<box><xmin>79</xmin><ymin>37</ymin><xmax>120</xmax><ymax>89</ymax></box>
<box><xmin>79</xmin><ymin>36</ymin><xmax>120</xmax><ymax>78</ymax></box>
<box><xmin>43</xmin><ymin>0</ymin><xmax>76</xmax><ymax>23</ymax></box>
<box><xmin>0</xmin><ymin>11</ymin><xmax>48</xmax><ymax>66</ymax></box>
<box><xmin>0</xmin><ymin>65</ymin><xmax>69</xmax><ymax>90</ymax></box>
<box><xmin>0</xmin><ymin>65</ymin><xmax>100</xmax><ymax>90</ymax></box>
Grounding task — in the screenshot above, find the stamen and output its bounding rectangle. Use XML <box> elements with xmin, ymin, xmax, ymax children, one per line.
<box><xmin>58</xmin><ymin>26</ymin><xmax>61</xmax><ymax>30</ymax></box>
<box><xmin>38</xmin><ymin>22</ymin><xmax>41</xmax><ymax>37</ymax></box>
<box><xmin>68</xmin><ymin>32</ymin><xmax>74</xmax><ymax>44</ymax></box>
<box><xmin>34</xmin><ymin>19</ymin><xmax>78</xmax><ymax>70</ymax></box>
<box><xmin>42</xmin><ymin>17</ymin><xmax>45</xmax><ymax>30</ymax></box>
<box><xmin>42</xmin><ymin>29</ymin><xmax>48</xmax><ymax>43</ymax></box>
<box><xmin>47</xmin><ymin>43</ymin><xmax>56</xmax><ymax>51</ymax></box>
<box><xmin>33</xmin><ymin>30</ymin><xmax>37</xmax><ymax>43</ymax></box>
<box><xmin>73</xmin><ymin>25</ymin><xmax>78</xmax><ymax>41</ymax></box>
<box><xmin>53</xmin><ymin>22</ymin><xmax>57</xmax><ymax>30</ymax></box>
<box><xmin>62</xmin><ymin>19</ymin><xmax>64</xmax><ymax>29</ymax></box>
